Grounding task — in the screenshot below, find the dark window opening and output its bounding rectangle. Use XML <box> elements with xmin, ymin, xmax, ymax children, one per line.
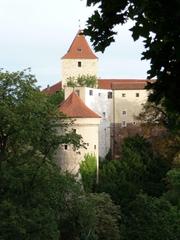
<box><xmin>108</xmin><ymin>91</ymin><xmax>112</xmax><ymax>99</ymax></box>
<box><xmin>78</xmin><ymin>61</ymin><xmax>82</xmax><ymax>67</ymax></box>
<box><xmin>89</xmin><ymin>89</ymin><xmax>93</xmax><ymax>96</ymax></box>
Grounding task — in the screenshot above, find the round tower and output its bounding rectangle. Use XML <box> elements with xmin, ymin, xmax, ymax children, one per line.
<box><xmin>55</xmin><ymin>91</ymin><xmax>101</xmax><ymax>175</ymax></box>
<box><xmin>61</xmin><ymin>30</ymin><xmax>98</xmax><ymax>88</ymax></box>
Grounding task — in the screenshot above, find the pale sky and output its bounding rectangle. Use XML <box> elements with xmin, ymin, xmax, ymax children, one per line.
<box><xmin>0</xmin><ymin>0</ymin><xmax>149</xmax><ymax>88</ymax></box>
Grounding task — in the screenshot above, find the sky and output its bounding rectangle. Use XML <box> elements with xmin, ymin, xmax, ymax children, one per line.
<box><xmin>0</xmin><ymin>0</ymin><xmax>150</xmax><ymax>88</ymax></box>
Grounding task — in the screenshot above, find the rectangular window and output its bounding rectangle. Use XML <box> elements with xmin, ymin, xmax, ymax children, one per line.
<box><xmin>122</xmin><ymin>110</ymin><xmax>126</xmax><ymax>115</ymax></box>
<box><xmin>103</xmin><ymin>112</ymin><xmax>106</xmax><ymax>117</ymax></box>
<box><xmin>107</xmin><ymin>91</ymin><xmax>112</xmax><ymax>99</ymax></box>
<box><xmin>98</xmin><ymin>92</ymin><xmax>101</xmax><ymax>96</ymax></box>
<box><xmin>122</xmin><ymin>93</ymin><xmax>126</xmax><ymax>97</ymax></box>
<box><xmin>64</xmin><ymin>145</ymin><xmax>68</xmax><ymax>150</ymax></box>
<box><xmin>94</xmin><ymin>145</ymin><xmax>96</xmax><ymax>150</ymax></box>
<box><xmin>122</xmin><ymin>121</ymin><xmax>126</xmax><ymax>127</ymax></box>
<box><xmin>73</xmin><ymin>129</ymin><xmax>76</xmax><ymax>133</ymax></box>
<box><xmin>136</xmin><ymin>93</ymin><xmax>139</xmax><ymax>97</ymax></box>
<box><xmin>78</xmin><ymin>61</ymin><xmax>82</xmax><ymax>67</ymax></box>
<box><xmin>89</xmin><ymin>89</ymin><xmax>93</xmax><ymax>96</ymax></box>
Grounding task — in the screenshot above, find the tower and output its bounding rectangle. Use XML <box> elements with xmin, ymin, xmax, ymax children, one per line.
<box><xmin>55</xmin><ymin>92</ymin><xmax>101</xmax><ymax>175</ymax></box>
<box><xmin>61</xmin><ymin>30</ymin><xmax>98</xmax><ymax>87</ymax></box>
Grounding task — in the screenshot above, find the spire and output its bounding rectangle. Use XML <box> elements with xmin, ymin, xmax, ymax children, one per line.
<box><xmin>59</xmin><ymin>92</ymin><xmax>100</xmax><ymax>118</ymax></box>
<box><xmin>62</xmin><ymin>30</ymin><xmax>98</xmax><ymax>59</ymax></box>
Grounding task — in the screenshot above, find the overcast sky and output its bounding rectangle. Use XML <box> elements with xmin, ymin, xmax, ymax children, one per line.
<box><xmin>0</xmin><ymin>0</ymin><xmax>150</xmax><ymax>88</ymax></box>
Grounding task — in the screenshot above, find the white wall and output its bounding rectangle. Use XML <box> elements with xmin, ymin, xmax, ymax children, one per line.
<box><xmin>64</xmin><ymin>87</ymin><xmax>112</xmax><ymax>158</ymax></box>
<box><xmin>55</xmin><ymin>118</ymin><xmax>100</xmax><ymax>175</ymax></box>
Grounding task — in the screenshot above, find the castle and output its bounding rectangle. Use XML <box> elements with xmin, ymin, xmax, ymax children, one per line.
<box><xmin>44</xmin><ymin>30</ymin><xmax>150</xmax><ymax>174</ymax></box>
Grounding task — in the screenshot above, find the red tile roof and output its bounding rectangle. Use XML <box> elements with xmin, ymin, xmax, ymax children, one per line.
<box><xmin>62</xmin><ymin>30</ymin><xmax>98</xmax><ymax>59</ymax></box>
<box><xmin>98</xmin><ymin>79</ymin><xmax>150</xmax><ymax>89</ymax></box>
<box><xmin>42</xmin><ymin>82</ymin><xmax>62</xmax><ymax>95</ymax></box>
<box><xmin>59</xmin><ymin>92</ymin><xmax>101</xmax><ymax>118</ymax></box>
<box><xmin>42</xmin><ymin>79</ymin><xmax>153</xmax><ymax>95</ymax></box>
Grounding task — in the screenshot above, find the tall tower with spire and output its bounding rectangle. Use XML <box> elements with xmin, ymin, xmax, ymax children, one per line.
<box><xmin>61</xmin><ymin>30</ymin><xmax>98</xmax><ymax>87</ymax></box>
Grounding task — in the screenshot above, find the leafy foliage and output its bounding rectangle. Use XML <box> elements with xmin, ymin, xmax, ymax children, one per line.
<box><xmin>98</xmin><ymin>135</ymin><xmax>170</xmax><ymax>207</ymax></box>
<box><xmin>123</xmin><ymin>193</ymin><xmax>180</xmax><ymax>240</ymax></box>
<box><xmin>0</xmin><ymin>69</ymin><xmax>88</xmax><ymax>239</ymax></box>
<box><xmin>48</xmin><ymin>89</ymin><xmax>64</xmax><ymax>107</ymax></box>
<box><xmin>67</xmin><ymin>74</ymin><xmax>97</xmax><ymax>88</ymax></box>
<box><xmin>80</xmin><ymin>153</ymin><xmax>97</xmax><ymax>192</ymax></box>
<box><xmin>85</xmin><ymin>0</ymin><xmax>180</xmax><ymax>114</ymax></box>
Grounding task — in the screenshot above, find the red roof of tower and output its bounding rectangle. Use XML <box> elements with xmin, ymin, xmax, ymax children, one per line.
<box><xmin>59</xmin><ymin>92</ymin><xmax>100</xmax><ymax>118</ymax></box>
<box><xmin>62</xmin><ymin>30</ymin><xmax>98</xmax><ymax>59</ymax></box>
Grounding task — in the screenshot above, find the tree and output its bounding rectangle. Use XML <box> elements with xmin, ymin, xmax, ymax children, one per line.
<box><xmin>67</xmin><ymin>74</ymin><xmax>97</xmax><ymax>88</ymax></box>
<box><xmin>0</xmin><ymin>69</ymin><xmax>84</xmax><ymax>239</ymax></box>
<box><xmin>85</xmin><ymin>0</ymin><xmax>180</xmax><ymax>114</ymax></box>
<box><xmin>88</xmin><ymin>193</ymin><xmax>121</xmax><ymax>240</ymax></box>
<box><xmin>164</xmin><ymin>168</ymin><xmax>180</xmax><ymax>208</ymax></box>
<box><xmin>123</xmin><ymin>193</ymin><xmax>180</xmax><ymax>240</ymax></box>
<box><xmin>97</xmin><ymin>135</ymin><xmax>170</xmax><ymax>207</ymax></box>
<box><xmin>80</xmin><ymin>153</ymin><xmax>97</xmax><ymax>192</ymax></box>
<box><xmin>48</xmin><ymin>89</ymin><xmax>64</xmax><ymax>107</ymax></box>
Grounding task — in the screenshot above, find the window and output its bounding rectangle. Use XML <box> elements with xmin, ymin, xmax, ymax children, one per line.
<box><xmin>98</xmin><ymin>92</ymin><xmax>101</xmax><ymax>96</ymax></box>
<box><xmin>136</xmin><ymin>93</ymin><xmax>139</xmax><ymax>97</ymax></box>
<box><xmin>64</xmin><ymin>145</ymin><xmax>68</xmax><ymax>150</ymax></box>
<box><xmin>89</xmin><ymin>89</ymin><xmax>93</xmax><ymax>96</ymax></box>
<box><xmin>73</xmin><ymin>129</ymin><xmax>76</xmax><ymax>133</ymax></box>
<box><xmin>122</xmin><ymin>110</ymin><xmax>126</xmax><ymax>115</ymax></box>
<box><xmin>103</xmin><ymin>112</ymin><xmax>106</xmax><ymax>117</ymax></box>
<box><xmin>77</xmin><ymin>47</ymin><xmax>82</xmax><ymax>52</ymax></box>
<box><xmin>122</xmin><ymin>121</ymin><xmax>126</xmax><ymax>127</ymax></box>
<box><xmin>107</xmin><ymin>91</ymin><xmax>112</xmax><ymax>99</ymax></box>
<box><xmin>94</xmin><ymin>145</ymin><xmax>96</xmax><ymax>150</ymax></box>
<box><xmin>78</xmin><ymin>61</ymin><xmax>82</xmax><ymax>67</ymax></box>
<box><xmin>87</xmin><ymin>143</ymin><xmax>89</xmax><ymax>147</ymax></box>
<box><xmin>122</xmin><ymin>93</ymin><xmax>126</xmax><ymax>97</ymax></box>
<box><xmin>75</xmin><ymin>90</ymin><xmax>80</xmax><ymax>96</ymax></box>
<box><xmin>133</xmin><ymin>121</ymin><xmax>136</xmax><ymax>125</ymax></box>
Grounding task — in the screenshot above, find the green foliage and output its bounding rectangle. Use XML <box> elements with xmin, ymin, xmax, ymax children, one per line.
<box><xmin>123</xmin><ymin>194</ymin><xmax>180</xmax><ymax>240</ymax></box>
<box><xmin>0</xmin><ymin>69</ymin><xmax>89</xmax><ymax>240</ymax></box>
<box><xmin>164</xmin><ymin>168</ymin><xmax>180</xmax><ymax>208</ymax></box>
<box><xmin>48</xmin><ymin>89</ymin><xmax>64</xmax><ymax>106</ymax></box>
<box><xmin>98</xmin><ymin>135</ymin><xmax>170</xmax><ymax>207</ymax></box>
<box><xmin>89</xmin><ymin>193</ymin><xmax>121</xmax><ymax>240</ymax></box>
<box><xmin>67</xmin><ymin>74</ymin><xmax>97</xmax><ymax>88</ymax></box>
<box><xmin>80</xmin><ymin>154</ymin><xmax>97</xmax><ymax>192</ymax></box>
<box><xmin>85</xmin><ymin>0</ymin><xmax>180</xmax><ymax>114</ymax></box>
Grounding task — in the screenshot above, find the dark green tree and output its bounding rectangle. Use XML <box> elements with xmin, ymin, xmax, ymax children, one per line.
<box><xmin>0</xmin><ymin>69</ymin><xmax>83</xmax><ymax>239</ymax></box>
<box><xmin>85</xmin><ymin>0</ymin><xmax>180</xmax><ymax>114</ymax></box>
<box><xmin>98</xmin><ymin>135</ymin><xmax>170</xmax><ymax>207</ymax></box>
<box><xmin>48</xmin><ymin>89</ymin><xmax>64</xmax><ymax>107</ymax></box>
<box><xmin>123</xmin><ymin>193</ymin><xmax>180</xmax><ymax>240</ymax></box>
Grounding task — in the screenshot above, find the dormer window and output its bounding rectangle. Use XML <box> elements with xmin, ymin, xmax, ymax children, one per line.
<box><xmin>77</xmin><ymin>47</ymin><xmax>82</xmax><ymax>52</ymax></box>
<box><xmin>78</xmin><ymin>61</ymin><xmax>82</xmax><ymax>67</ymax></box>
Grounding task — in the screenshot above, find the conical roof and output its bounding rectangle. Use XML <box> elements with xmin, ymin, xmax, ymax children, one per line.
<box><xmin>59</xmin><ymin>92</ymin><xmax>100</xmax><ymax>118</ymax></box>
<box><xmin>62</xmin><ymin>30</ymin><xmax>98</xmax><ymax>59</ymax></box>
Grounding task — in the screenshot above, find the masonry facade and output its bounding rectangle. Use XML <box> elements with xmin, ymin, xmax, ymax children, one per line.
<box><xmin>44</xmin><ymin>30</ymin><xmax>151</xmax><ymax>171</ymax></box>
